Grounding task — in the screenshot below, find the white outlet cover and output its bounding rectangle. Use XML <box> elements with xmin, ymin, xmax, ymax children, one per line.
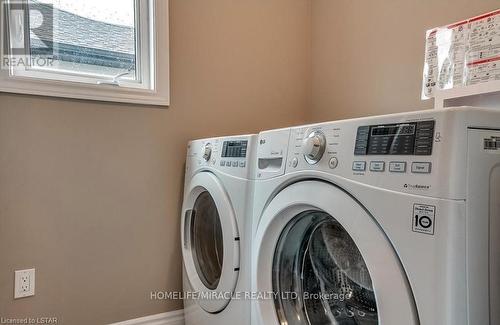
<box><xmin>14</xmin><ymin>269</ymin><xmax>35</xmax><ymax>299</ymax></box>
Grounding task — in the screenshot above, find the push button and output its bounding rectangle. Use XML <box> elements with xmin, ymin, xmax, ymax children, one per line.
<box><xmin>352</xmin><ymin>161</ymin><xmax>366</xmax><ymax>172</ymax></box>
<box><xmin>239</xmin><ymin>161</ymin><xmax>246</xmax><ymax>168</ymax></box>
<box><xmin>389</xmin><ymin>162</ymin><xmax>406</xmax><ymax>173</ymax></box>
<box><xmin>329</xmin><ymin>157</ymin><xmax>339</xmax><ymax>169</ymax></box>
<box><xmin>232</xmin><ymin>161</ymin><xmax>238</xmax><ymax>167</ymax></box>
<box><xmin>411</xmin><ymin>162</ymin><xmax>432</xmax><ymax>174</ymax></box>
<box><xmin>220</xmin><ymin>161</ymin><xmax>226</xmax><ymax>167</ymax></box>
<box><xmin>369</xmin><ymin>161</ymin><xmax>385</xmax><ymax>172</ymax></box>
<box><xmin>291</xmin><ymin>157</ymin><xmax>299</xmax><ymax>168</ymax></box>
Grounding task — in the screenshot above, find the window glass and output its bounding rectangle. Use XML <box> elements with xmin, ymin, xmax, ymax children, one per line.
<box><xmin>273</xmin><ymin>211</ymin><xmax>378</xmax><ymax>324</ymax></box>
<box><xmin>28</xmin><ymin>0</ymin><xmax>137</xmax><ymax>79</ymax></box>
<box><xmin>191</xmin><ymin>191</ymin><xmax>224</xmax><ymax>290</ymax></box>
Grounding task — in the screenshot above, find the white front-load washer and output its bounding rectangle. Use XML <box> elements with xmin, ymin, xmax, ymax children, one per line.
<box><xmin>251</xmin><ymin>107</ymin><xmax>500</xmax><ymax>325</ymax></box>
<box><xmin>181</xmin><ymin>135</ymin><xmax>256</xmax><ymax>325</ymax></box>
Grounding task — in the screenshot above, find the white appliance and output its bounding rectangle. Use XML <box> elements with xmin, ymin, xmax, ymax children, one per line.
<box><xmin>181</xmin><ymin>135</ymin><xmax>256</xmax><ymax>325</ymax></box>
<box><xmin>251</xmin><ymin>107</ymin><xmax>500</xmax><ymax>325</ymax></box>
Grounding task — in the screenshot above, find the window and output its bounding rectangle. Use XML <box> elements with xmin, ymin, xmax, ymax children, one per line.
<box><xmin>0</xmin><ymin>0</ymin><xmax>169</xmax><ymax>106</ymax></box>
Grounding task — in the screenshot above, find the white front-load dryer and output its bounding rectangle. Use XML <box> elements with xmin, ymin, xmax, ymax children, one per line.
<box><xmin>181</xmin><ymin>135</ymin><xmax>256</xmax><ymax>325</ymax></box>
<box><xmin>252</xmin><ymin>107</ymin><xmax>500</xmax><ymax>325</ymax></box>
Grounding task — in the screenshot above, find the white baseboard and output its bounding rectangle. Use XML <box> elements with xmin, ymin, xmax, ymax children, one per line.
<box><xmin>109</xmin><ymin>310</ymin><xmax>184</xmax><ymax>325</ymax></box>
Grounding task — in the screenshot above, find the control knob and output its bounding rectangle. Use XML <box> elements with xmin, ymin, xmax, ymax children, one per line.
<box><xmin>302</xmin><ymin>131</ymin><xmax>326</xmax><ymax>164</ymax></box>
<box><xmin>202</xmin><ymin>144</ymin><xmax>212</xmax><ymax>161</ymax></box>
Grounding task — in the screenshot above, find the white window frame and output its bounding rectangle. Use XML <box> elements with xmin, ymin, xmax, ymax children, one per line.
<box><xmin>0</xmin><ymin>0</ymin><xmax>169</xmax><ymax>106</ymax></box>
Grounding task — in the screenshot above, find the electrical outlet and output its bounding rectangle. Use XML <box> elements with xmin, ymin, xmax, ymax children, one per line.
<box><xmin>14</xmin><ymin>269</ymin><xmax>35</xmax><ymax>299</ymax></box>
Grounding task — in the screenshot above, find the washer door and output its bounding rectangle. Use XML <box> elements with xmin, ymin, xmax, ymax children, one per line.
<box><xmin>254</xmin><ymin>181</ymin><xmax>418</xmax><ymax>325</ymax></box>
<box><xmin>182</xmin><ymin>172</ymin><xmax>240</xmax><ymax>313</ymax></box>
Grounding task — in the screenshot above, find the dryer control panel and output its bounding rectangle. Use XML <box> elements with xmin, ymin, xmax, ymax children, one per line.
<box><xmin>186</xmin><ymin>135</ymin><xmax>257</xmax><ymax>179</ymax></box>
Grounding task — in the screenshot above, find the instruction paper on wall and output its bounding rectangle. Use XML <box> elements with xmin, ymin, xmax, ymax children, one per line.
<box><xmin>422</xmin><ymin>9</ymin><xmax>500</xmax><ymax>99</ymax></box>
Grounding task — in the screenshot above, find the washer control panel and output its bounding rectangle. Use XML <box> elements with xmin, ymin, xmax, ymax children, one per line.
<box><xmin>285</xmin><ymin>116</ymin><xmax>440</xmax><ymax>196</ymax></box>
<box><xmin>355</xmin><ymin>120</ymin><xmax>435</xmax><ymax>156</ymax></box>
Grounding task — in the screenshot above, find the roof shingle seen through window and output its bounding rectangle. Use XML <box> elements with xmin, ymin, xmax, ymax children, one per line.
<box><xmin>28</xmin><ymin>0</ymin><xmax>135</xmax><ymax>70</ymax></box>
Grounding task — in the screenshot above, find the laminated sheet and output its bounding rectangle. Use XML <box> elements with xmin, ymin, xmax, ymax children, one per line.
<box><xmin>422</xmin><ymin>9</ymin><xmax>500</xmax><ymax>99</ymax></box>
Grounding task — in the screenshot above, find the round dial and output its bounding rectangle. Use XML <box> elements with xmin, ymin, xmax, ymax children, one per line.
<box><xmin>202</xmin><ymin>144</ymin><xmax>212</xmax><ymax>161</ymax></box>
<box><xmin>302</xmin><ymin>131</ymin><xmax>326</xmax><ymax>164</ymax></box>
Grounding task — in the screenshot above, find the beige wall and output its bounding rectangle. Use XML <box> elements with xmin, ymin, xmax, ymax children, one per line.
<box><xmin>0</xmin><ymin>0</ymin><xmax>310</xmax><ymax>324</ymax></box>
<box><xmin>2</xmin><ymin>0</ymin><xmax>500</xmax><ymax>324</ymax></box>
<box><xmin>311</xmin><ymin>0</ymin><xmax>500</xmax><ymax>121</ymax></box>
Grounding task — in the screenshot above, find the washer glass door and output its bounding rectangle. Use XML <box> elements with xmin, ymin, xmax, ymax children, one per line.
<box><xmin>253</xmin><ymin>181</ymin><xmax>417</xmax><ymax>324</ymax></box>
<box><xmin>273</xmin><ymin>211</ymin><xmax>377</xmax><ymax>324</ymax></box>
<box><xmin>191</xmin><ymin>191</ymin><xmax>224</xmax><ymax>290</ymax></box>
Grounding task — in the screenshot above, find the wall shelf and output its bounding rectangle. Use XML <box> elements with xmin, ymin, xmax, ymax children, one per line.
<box><xmin>434</xmin><ymin>80</ymin><xmax>500</xmax><ymax>109</ymax></box>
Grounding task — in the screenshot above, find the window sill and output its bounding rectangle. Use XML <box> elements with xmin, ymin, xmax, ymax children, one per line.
<box><xmin>0</xmin><ymin>76</ymin><xmax>170</xmax><ymax>106</ymax></box>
